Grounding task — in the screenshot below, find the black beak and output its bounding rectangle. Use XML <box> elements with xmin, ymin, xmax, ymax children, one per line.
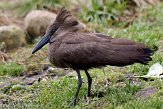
<box><xmin>32</xmin><ymin>35</ymin><xmax>51</xmax><ymax>54</ymax></box>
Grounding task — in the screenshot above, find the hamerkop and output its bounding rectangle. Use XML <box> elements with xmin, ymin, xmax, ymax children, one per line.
<box><xmin>32</xmin><ymin>8</ymin><xmax>152</xmax><ymax>105</ymax></box>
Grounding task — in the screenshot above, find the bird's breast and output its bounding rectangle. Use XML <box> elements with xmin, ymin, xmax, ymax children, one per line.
<box><xmin>48</xmin><ymin>42</ymin><xmax>68</xmax><ymax>68</ymax></box>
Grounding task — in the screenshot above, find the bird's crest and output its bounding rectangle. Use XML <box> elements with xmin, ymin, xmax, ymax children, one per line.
<box><xmin>55</xmin><ymin>7</ymin><xmax>72</xmax><ymax>23</ymax></box>
<box><xmin>49</xmin><ymin>7</ymin><xmax>84</xmax><ymax>33</ymax></box>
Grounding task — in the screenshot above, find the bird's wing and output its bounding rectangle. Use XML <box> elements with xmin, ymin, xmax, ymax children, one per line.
<box><xmin>56</xmin><ymin>32</ymin><xmax>151</xmax><ymax>69</ymax></box>
<box><xmin>59</xmin><ymin>32</ymin><xmax>113</xmax><ymax>44</ymax></box>
<box><xmin>93</xmin><ymin>33</ymin><xmax>136</xmax><ymax>45</ymax></box>
<box><xmin>93</xmin><ymin>33</ymin><xmax>113</xmax><ymax>39</ymax></box>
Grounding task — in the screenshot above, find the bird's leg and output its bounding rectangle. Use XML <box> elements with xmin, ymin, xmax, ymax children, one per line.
<box><xmin>84</xmin><ymin>70</ymin><xmax>92</xmax><ymax>97</ymax></box>
<box><xmin>72</xmin><ymin>69</ymin><xmax>82</xmax><ymax>105</ymax></box>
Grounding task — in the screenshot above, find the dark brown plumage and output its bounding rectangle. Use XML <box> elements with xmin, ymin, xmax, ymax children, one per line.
<box><xmin>32</xmin><ymin>8</ymin><xmax>152</xmax><ymax>105</ymax></box>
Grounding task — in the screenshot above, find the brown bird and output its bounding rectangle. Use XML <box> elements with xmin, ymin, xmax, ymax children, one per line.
<box><xmin>32</xmin><ymin>8</ymin><xmax>152</xmax><ymax>105</ymax></box>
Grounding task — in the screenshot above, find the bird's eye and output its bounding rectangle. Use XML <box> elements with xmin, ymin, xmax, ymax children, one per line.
<box><xmin>52</xmin><ymin>29</ymin><xmax>55</xmax><ymax>32</ymax></box>
<box><xmin>73</xmin><ymin>21</ymin><xmax>78</xmax><ymax>25</ymax></box>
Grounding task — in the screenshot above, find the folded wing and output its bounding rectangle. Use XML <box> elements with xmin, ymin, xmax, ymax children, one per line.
<box><xmin>56</xmin><ymin>33</ymin><xmax>152</xmax><ymax>69</ymax></box>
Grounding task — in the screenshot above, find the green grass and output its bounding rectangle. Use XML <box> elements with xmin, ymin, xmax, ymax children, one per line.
<box><xmin>0</xmin><ymin>62</ymin><xmax>25</xmax><ymax>76</ymax></box>
<box><xmin>36</xmin><ymin>78</ymin><xmax>87</xmax><ymax>109</ymax></box>
<box><xmin>17</xmin><ymin>70</ymin><xmax>162</xmax><ymax>109</ymax></box>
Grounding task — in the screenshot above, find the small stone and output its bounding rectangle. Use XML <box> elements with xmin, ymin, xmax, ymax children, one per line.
<box><xmin>65</xmin><ymin>71</ymin><xmax>76</xmax><ymax>78</ymax></box>
<box><xmin>135</xmin><ymin>87</ymin><xmax>158</xmax><ymax>99</ymax></box>
<box><xmin>0</xmin><ymin>25</ymin><xmax>26</xmax><ymax>51</ymax></box>
<box><xmin>24</xmin><ymin>78</ymin><xmax>36</xmax><ymax>85</ymax></box>
<box><xmin>41</xmin><ymin>77</ymin><xmax>49</xmax><ymax>82</ymax></box>
<box><xmin>47</xmin><ymin>67</ymin><xmax>66</xmax><ymax>76</ymax></box>
<box><xmin>11</xmin><ymin>84</ymin><xmax>26</xmax><ymax>91</ymax></box>
<box><xmin>24</xmin><ymin>10</ymin><xmax>57</xmax><ymax>42</ymax></box>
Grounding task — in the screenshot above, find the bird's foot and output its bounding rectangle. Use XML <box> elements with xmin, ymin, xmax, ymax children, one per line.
<box><xmin>69</xmin><ymin>98</ymin><xmax>77</xmax><ymax>106</ymax></box>
<box><xmin>86</xmin><ymin>96</ymin><xmax>91</xmax><ymax>104</ymax></box>
<box><xmin>84</xmin><ymin>94</ymin><xmax>92</xmax><ymax>105</ymax></box>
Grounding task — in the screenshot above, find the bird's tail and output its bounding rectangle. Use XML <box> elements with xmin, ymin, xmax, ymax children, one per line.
<box><xmin>135</xmin><ymin>48</ymin><xmax>152</xmax><ymax>64</ymax></box>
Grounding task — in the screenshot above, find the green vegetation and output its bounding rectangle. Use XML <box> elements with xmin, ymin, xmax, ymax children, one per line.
<box><xmin>4</xmin><ymin>69</ymin><xmax>162</xmax><ymax>109</ymax></box>
<box><xmin>80</xmin><ymin>0</ymin><xmax>127</xmax><ymax>25</ymax></box>
<box><xmin>0</xmin><ymin>62</ymin><xmax>25</xmax><ymax>76</ymax></box>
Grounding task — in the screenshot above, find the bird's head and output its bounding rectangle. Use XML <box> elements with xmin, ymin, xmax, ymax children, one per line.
<box><xmin>32</xmin><ymin>7</ymin><xmax>84</xmax><ymax>54</ymax></box>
